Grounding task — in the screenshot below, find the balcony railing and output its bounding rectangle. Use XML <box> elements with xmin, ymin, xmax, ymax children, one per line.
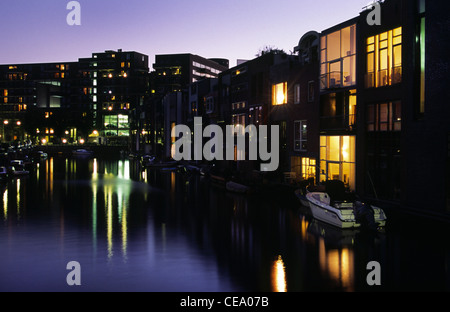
<box><xmin>320</xmin><ymin>71</ymin><xmax>342</xmax><ymax>90</ymax></box>
<box><xmin>365</xmin><ymin>71</ymin><xmax>375</xmax><ymax>88</ymax></box>
<box><xmin>365</xmin><ymin>66</ymin><xmax>402</xmax><ymax>88</ymax></box>
<box><xmin>391</xmin><ymin>66</ymin><xmax>402</xmax><ymax>84</ymax></box>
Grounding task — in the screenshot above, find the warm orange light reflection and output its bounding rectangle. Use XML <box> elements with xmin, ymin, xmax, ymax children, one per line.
<box><xmin>271</xmin><ymin>255</ymin><xmax>287</xmax><ymax>292</ymax></box>
<box><xmin>318</xmin><ymin>238</ymin><xmax>354</xmax><ymax>291</ymax></box>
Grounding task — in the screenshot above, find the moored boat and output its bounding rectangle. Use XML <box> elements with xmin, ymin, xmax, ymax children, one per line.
<box><xmin>304</xmin><ymin>180</ymin><xmax>387</xmax><ymax>230</ymax></box>
<box><xmin>0</xmin><ymin>166</ymin><xmax>8</xmax><ymax>181</ymax></box>
<box><xmin>72</xmin><ymin>149</ymin><xmax>94</xmax><ymax>157</ymax></box>
<box><xmin>9</xmin><ymin>160</ymin><xmax>29</xmax><ymax>177</ymax></box>
<box><xmin>226</xmin><ymin>181</ymin><xmax>250</xmax><ymax>194</ymax></box>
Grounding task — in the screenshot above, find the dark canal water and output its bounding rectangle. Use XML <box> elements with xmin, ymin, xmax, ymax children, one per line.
<box><xmin>0</xmin><ymin>156</ymin><xmax>449</xmax><ymax>292</ymax></box>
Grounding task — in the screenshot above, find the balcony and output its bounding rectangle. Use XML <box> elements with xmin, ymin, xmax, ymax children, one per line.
<box><xmin>320</xmin><ymin>114</ymin><xmax>356</xmax><ymax>131</ymax></box>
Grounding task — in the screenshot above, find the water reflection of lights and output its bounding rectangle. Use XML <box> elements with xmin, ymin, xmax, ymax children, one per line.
<box><xmin>16</xmin><ymin>179</ymin><xmax>20</xmax><ymax>218</ymax></box>
<box><xmin>98</xmin><ymin>160</ymin><xmax>132</xmax><ymax>262</ymax></box>
<box><xmin>272</xmin><ymin>255</ymin><xmax>287</xmax><ymax>292</ymax></box>
<box><xmin>105</xmin><ymin>184</ymin><xmax>114</xmax><ymax>259</ymax></box>
<box><xmin>92</xmin><ymin>158</ymin><xmax>98</xmax><ymax>181</ymax></box>
<box><xmin>3</xmin><ymin>187</ymin><xmax>7</xmax><ymax>220</ymax></box>
<box><xmin>117</xmin><ymin>160</ymin><xmax>130</xmax><ymax>180</ymax></box>
<box><xmin>319</xmin><ymin>238</ymin><xmax>354</xmax><ymax>291</ymax></box>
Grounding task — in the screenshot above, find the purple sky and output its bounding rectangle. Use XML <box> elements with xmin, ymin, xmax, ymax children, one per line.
<box><xmin>0</xmin><ymin>0</ymin><xmax>367</xmax><ymax>68</ymax></box>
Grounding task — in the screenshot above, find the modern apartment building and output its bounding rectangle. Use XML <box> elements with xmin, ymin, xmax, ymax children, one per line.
<box><xmin>78</xmin><ymin>50</ymin><xmax>150</xmax><ymax>147</ymax></box>
<box><xmin>0</xmin><ymin>61</ymin><xmax>84</xmax><ymax>144</ymax></box>
<box><xmin>151</xmin><ymin>54</ymin><xmax>228</xmax><ymax>157</ymax></box>
<box><xmin>0</xmin><ymin>50</ymin><xmax>150</xmax><ymax>147</ymax></box>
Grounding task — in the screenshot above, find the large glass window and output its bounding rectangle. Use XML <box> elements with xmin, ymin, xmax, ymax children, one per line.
<box><xmin>366</xmin><ymin>101</ymin><xmax>401</xmax><ymax>132</ymax></box>
<box><xmin>103</xmin><ymin>114</ymin><xmax>129</xmax><ymax>136</ymax></box>
<box><xmin>320</xmin><ymin>25</ymin><xmax>356</xmax><ymax>90</ymax></box>
<box><xmin>320</xmin><ymin>89</ymin><xmax>356</xmax><ymax>130</ymax></box>
<box><xmin>319</xmin><ymin>136</ymin><xmax>356</xmax><ymax>190</ymax></box>
<box><xmin>366</xmin><ymin>27</ymin><xmax>402</xmax><ymax>88</ymax></box>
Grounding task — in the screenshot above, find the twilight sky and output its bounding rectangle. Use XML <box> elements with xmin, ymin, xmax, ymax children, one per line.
<box><xmin>0</xmin><ymin>0</ymin><xmax>368</xmax><ymax>68</ymax></box>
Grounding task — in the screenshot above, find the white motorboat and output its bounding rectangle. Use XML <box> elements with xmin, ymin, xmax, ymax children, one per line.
<box><xmin>305</xmin><ymin>180</ymin><xmax>387</xmax><ymax>229</ymax></box>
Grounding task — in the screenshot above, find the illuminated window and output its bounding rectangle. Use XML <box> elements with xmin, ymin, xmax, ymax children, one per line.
<box><xmin>273</xmin><ymin>82</ymin><xmax>287</xmax><ymax>105</ymax></box>
<box><xmin>366</xmin><ymin>27</ymin><xmax>402</xmax><ymax>88</ymax></box>
<box><xmin>417</xmin><ymin>0</ymin><xmax>426</xmax><ymax>115</ymax></box>
<box><xmin>232</xmin><ymin>102</ymin><xmax>246</xmax><ymax>110</ymax></box>
<box><xmin>171</xmin><ymin>122</ymin><xmax>176</xmax><ymax>159</ymax></box>
<box><xmin>172</xmin><ymin>67</ymin><xmax>181</xmax><ymax>75</ymax></box>
<box><xmin>302</xmin><ymin>158</ymin><xmax>316</xmax><ymax>180</ymax></box>
<box><xmin>348</xmin><ymin>90</ymin><xmax>357</xmax><ymax>127</ymax></box>
<box><xmin>320</xmin><ymin>136</ymin><xmax>356</xmax><ymax>190</ymax></box>
<box><xmin>320</xmin><ymin>25</ymin><xmax>356</xmax><ymax>90</ymax></box>
<box><xmin>3</xmin><ymin>90</ymin><xmax>8</xmax><ymax>97</ymax></box>
<box><xmin>294</xmin><ymin>120</ymin><xmax>307</xmax><ymax>151</ymax></box>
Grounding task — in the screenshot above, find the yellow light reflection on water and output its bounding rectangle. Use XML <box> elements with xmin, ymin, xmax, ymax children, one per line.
<box><xmin>121</xmin><ymin>197</ymin><xmax>128</xmax><ymax>260</ymax></box>
<box><xmin>92</xmin><ymin>179</ymin><xmax>98</xmax><ymax>254</ymax></box>
<box><xmin>3</xmin><ymin>188</ymin><xmax>8</xmax><ymax>220</ymax></box>
<box><xmin>101</xmin><ymin>168</ymin><xmax>131</xmax><ymax>262</ymax></box>
<box><xmin>105</xmin><ymin>184</ymin><xmax>113</xmax><ymax>259</ymax></box>
<box><xmin>16</xmin><ymin>179</ymin><xmax>20</xmax><ymax>218</ymax></box>
<box><xmin>92</xmin><ymin>158</ymin><xmax>98</xmax><ymax>181</ymax></box>
<box><xmin>318</xmin><ymin>238</ymin><xmax>354</xmax><ymax>291</ymax></box>
<box><xmin>271</xmin><ymin>255</ymin><xmax>287</xmax><ymax>292</ymax></box>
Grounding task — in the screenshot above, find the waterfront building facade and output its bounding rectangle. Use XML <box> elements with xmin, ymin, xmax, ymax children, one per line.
<box><xmin>356</xmin><ymin>0</ymin><xmax>450</xmax><ymax>216</ymax></box>
<box><xmin>151</xmin><ymin>54</ymin><xmax>228</xmax><ymax>158</ymax></box>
